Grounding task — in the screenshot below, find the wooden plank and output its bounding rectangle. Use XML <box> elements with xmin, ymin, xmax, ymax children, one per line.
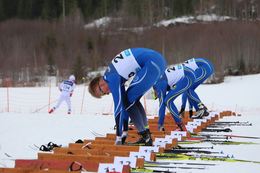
<box><xmin>38</xmin><ymin>153</ymin><xmax>114</xmax><ymax>163</ymax></box>
<box><xmin>148</xmin><ymin>124</ymin><xmax>178</xmax><ymax>131</ymax></box>
<box><xmin>0</xmin><ymin>168</ymin><xmax>80</xmax><ymax>173</ymax></box>
<box><xmin>68</xmin><ymin>143</ymin><xmax>140</xmax><ymax>151</ymax></box>
<box><xmin>0</xmin><ymin>168</ymin><xmax>30</xmax><ymax>173</ymax></box>
<box><xmin>15</xmin><ymin>159</ymin><xmax>97</xmax><ymax>172</ymax></box>
<box><xmin>85</xmin><ymin>144</ymin><xmax>141</xmax><ymax>151</ymax></box>
<box><xmin>53</xmin><ymin>147</ymin><xmax>157</xmax><ymax>161</ymax></box>
<box><xmin>38</xmin><ymin>153</ymin><xmax>144</xmax><ymax>168</ymax></box>
<box><xmin>148</xmin><ymin>119</ymin><xmax>175</xmax><ymax>125</ymax></box>
<box><xmin>53</xmin><ymin>147</ymin><xmax>131</xmax><ymax>157</ymax></box>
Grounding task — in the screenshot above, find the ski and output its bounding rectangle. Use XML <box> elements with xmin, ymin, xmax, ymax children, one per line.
<box><xmin>89</xmin><ymin>130</ymin><xmax>105</xmax><ymax>137</ymax></box>
<box><xmin>189</xmin><ymin>135</ymin><xmax>229</xmax><ymax>140</ymax></box>
<box><xmin>179</xmin><ymin>139</ymin><xmax>258</xmax><ymax>145</ymax></box>
<box><xmin>214</xmin><ymin>121</ymin><xmax>251</xmax><ymax>125</ymax></box>
<box><xmin>131</xmin><ymin>168</ymin><xmax>174</xmax><ymax>173</ymax></box>
<box><xmin>207</xmin><ymin>123</ymin><xmax>252</xmax><ymax>127</ymax></box>
<box><xmin>163</xmin><ymin>149</ymin><xmax>220</xmax><ymax>154</ymax></box>
<box><xmin>201</xmin><ymin>139</ymin><xmax>258</xmax><ymax>145</ymax></box>
<box><xmin>33</xmin><ymin>144</ymin><xmax>40</xmax><ymax>149</ymax></box>
<box><xmin>173</xmin><ymin>145</ymin><xmax>214</xmax><ymax>150</ymax></box>
<box><xmin>155</xmin><ymin>153</ymin><xmax>260</xmax><ymax>164</ymax></box>
<box><xmin>145</xmin><ymin>161</ymin><xmax>216</xmax><ymax>166</ymax></box>
<box><xmin>202</xmin><ymin>128</ymin><xmax>232</xmax><ymax>132</ymax></box>
<box><xmin>28</xmin><ymin>145</ymin><xmax>38</xmax><ymax>151</ymax></box>
<box><xmin>198</xmin><ymin>133</ymin><xmax>260</xmax><ymax>139</ymax></box>
<box><xmin>145</xmin><ymin>164</ymin><xmax>206</xmax><ymax>170</ymax></box>
<box><xmin>185</xmin><ymin>134</ymin><xmax>259</xmax><ymax>144</ymax></box>
<box><xmin>132</xmin><ymin>165</ymin><xmax>206</xmax><ymax>173</ymax></box>
<box><xmin>224</xmin><ymin>134</ymin><xmax>260</xmax><ymax>139</ymax></box>
<box><xmin>4</xmin><ymin>153</ymin><xmax>12</xmax><ymax>158</ymax></box>
<box><xmin>185</xmin><ymin>152</ymin><xmax>233</xmax><ymax>159</ymax></box>
<box><xmin>156</xmin><ymin>153</ymin><xmax>228</xmax><ymax>159</ymax></box>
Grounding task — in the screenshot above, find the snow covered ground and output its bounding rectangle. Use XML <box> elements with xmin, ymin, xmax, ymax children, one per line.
<box><xmin>0</xmin><ymin>73</ymin><xmax>260</xmax><ymax>172</ymax></box>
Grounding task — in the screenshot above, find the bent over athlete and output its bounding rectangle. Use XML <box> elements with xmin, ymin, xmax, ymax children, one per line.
<box><xmin>180</xmin><ymin>58</ymin><xmax>214</xmax><ymax>118</ymax></box>
<box><xmin>153</xmin><ymin>64</ymin><xmax>196</xmax><ymax>132</ymax></box>
<box><xmin>88</xmin><ymin>48</ymin><xmax>167</xmax><ymax>145</ymax></box>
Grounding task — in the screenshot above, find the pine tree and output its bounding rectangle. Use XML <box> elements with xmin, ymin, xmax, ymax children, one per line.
<box><xmin>64</xmin><ymin>0</ymin><xmax>78</xmax><ymax>16</ymax></box>
<box><xmin>73</xmin><ymin>55</ymin><xmax>85</xmax><ymax>84</ymax></box>
<box><xmin>172</xmin><ymin>0</ymin><xmax>194</xmax><ymax>17</ymax></box>
<box><xmin>77</xmin><ymin>0</ymin><xmax>95</xmax><ymax>19</ymax></box>
<box><xmin>17</xmin><ymin>0</ymin><xmax>33</xmax><ymax>19</ymax></box>
<box><xmin>2</xmin><ymin>0</ymin><xmax>19</xmax><ymax>19</ymax></box>
<box><xmin>238</xmin><ymin>57</ymin><xmax>246</xmax><ymax>75</ymax></box>
<box><xmin>47</xmin><ymin>54</ymin><xmax>56</xmax><ymax>76</ymax></box>
<box><xmin>44</xmin><ymin>33</ymin><xmax>57</xmax><ymax>76</ymax></box>
<box><xmin>41</xmin><ymin>0</ymin><xmax>62</xmax><ymax>20</ymax></box>
<box><xmin>0</xmin><ymin>0</ymin><xmax>5</xmax><ymax>21</ymax></box>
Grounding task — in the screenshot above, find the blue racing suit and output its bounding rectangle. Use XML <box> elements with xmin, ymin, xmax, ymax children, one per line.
<box><xmin>153</xmin><ymin>64</ymin><xmax>196</xmax><ymax>129</ymax></box>
<box><xmin>181</xmin><ymin>58</ymin><xmax>214</xmax><ymax>111</ymax></box>
<box><xmin>104</xmin><ymin>48</ymin><xmax>167</xmax><ymax>136</ymax></box>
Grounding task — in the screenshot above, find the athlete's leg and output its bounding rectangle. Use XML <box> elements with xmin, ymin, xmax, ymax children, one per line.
<box><xmin>54</xmin><ymin>95</ymin><xmax>64</xmax><ymax>110</ymax></box>
<box><xmin>187</xmin><ymin>88</ymin><xmax>201</xmax><ymax>110</ymax></box>
<box><xmin>65</xmin><ymin>96</ymin><xmax>72</xmax><ymax>113</ymax></box>
<box><xmin>179</xmin><ymin>92</ymin><xmax>189</xmax><ymax>117</ymax></box>
<box><xmin>165</xmin><ymin>76</ymin><xmax>193</xmax><ymax>125</ymax></box>
<box><xmin>126</xmin><ymin>59</ymin><xmax>164</xmax><ymax>132</ymax></box>
<box><xmin>188</xmin><ymin>58</ymin><xmax>214</xmax><ymax>111</ymax></box>
<box><xmin>186</xmin><ymin>68</ymin><xmax>204</xmax><ymax>111</ymax></box>
<box><xmin>128</xmin><ymin>102</ymin><xmax>146</xmax><ymax>132</ymax></box>
<box><xmin>135</xmin><ymin>101</ymin><xmax>148</xmax><ymax>127</ymax></box>
<box><xmin>188</xmin><ymin>99</ymin><xmax>194</xmax><ymax>117</ymax></box>
<box><xmin>126</xmin><ymin>57</ymin><xmax>165</xmax><ymax>146</ymax></box>
<box><xmin>181</xmin><ymin>92</ymin><xmax>188</xmax><ymax>110</ymax></box>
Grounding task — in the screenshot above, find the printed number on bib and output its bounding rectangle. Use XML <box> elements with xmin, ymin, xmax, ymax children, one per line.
<box><xmin>113</xmin><ymin>53</ymin><xmax>124</xmax><ymax>63</ymax></box>
<box><xmin>111</xmin><ymin>49</ymin><xmax>141</xmax><ymax>80</ymax></box>
<box><xmin>166</xmin><ymin>64</ymin><xmax>182</xmax><ymax>73</ymax></box>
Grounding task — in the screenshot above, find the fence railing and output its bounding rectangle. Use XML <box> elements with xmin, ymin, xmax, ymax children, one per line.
<box><xmin>0</xmin><ymin>85</ymin><xmax>155</xmax><ymax>115</ymax></box>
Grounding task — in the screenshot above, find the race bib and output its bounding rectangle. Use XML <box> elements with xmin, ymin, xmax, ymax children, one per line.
<box><xmin>61</xmin><ymin>81</ymin><xmax>74</xmax><ymax>92</ymax></box>
<box><xmin>183</xmin><ymin>58</ymin><xmax>198</xmax><ymax>71</ymax></box>
<box><xmin>165</xmin><ymin>64</ymin><xmax>184</xmax><ymax>87</ymax></box>
<box><xmin>112</xmin><ymin>49</ymin><xmax>141</xmax><ymax>79</ymax></box>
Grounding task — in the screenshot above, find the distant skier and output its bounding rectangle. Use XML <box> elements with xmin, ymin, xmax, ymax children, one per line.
<box><xmin>88</xmin><ymin>48</ymin><xmax>167</xmax><ymax>145</ymax></box>
<box><xmin>179</xmin><ymin>58</ymin><xmax>214</xmax><ymax>118</ymax></box>
<box><xmin>153</xmin><ymin>64</ymin><xmax>196</xmax><ymax>132</ymax></box>
<box><xmin>48</xmin><ymin>75</ymin><xmax>76</xmax><ymax>114</ymax></box>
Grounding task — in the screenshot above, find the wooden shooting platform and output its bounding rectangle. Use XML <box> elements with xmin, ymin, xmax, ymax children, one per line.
<box><xmin>0</xmin><ymin>111</ymin><xmax>235</xmax><ymax>173</ymax></box>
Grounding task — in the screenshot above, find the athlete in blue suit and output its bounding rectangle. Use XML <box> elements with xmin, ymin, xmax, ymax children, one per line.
<box><xmin>89</xmin><ymin>48</ymin><xmax>167</xmax><ymax>145</ymax></box>
<box><xmin>180</xmin><ymin>58</ymin><xmax>214</xmax><ymax>118</ymax></box>
<box><xmin>153</xmin><ymin>64</ymin><xmax>197</xmax><ymax>132</ymax></box>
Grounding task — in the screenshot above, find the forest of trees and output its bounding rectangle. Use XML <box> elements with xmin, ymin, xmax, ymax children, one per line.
<box><xmin>0</xmin><ymin>0</ymin><xmax>259</xmax><ymax>86</ymax></box>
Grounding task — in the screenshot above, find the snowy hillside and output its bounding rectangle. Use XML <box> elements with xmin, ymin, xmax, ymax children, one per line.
<box><xmin>0</xmin><ymin>73</ymin><xmax>260</xmax><ymax>172</ymax></box>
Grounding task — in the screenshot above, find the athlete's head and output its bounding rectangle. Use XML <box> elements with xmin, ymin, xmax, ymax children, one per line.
<box><xmin>69</xmin><ymin>75</ymin><xmax>76</xmax><ymax>82</ymax></box>
<box><xmin>88</xmin><ymin>76</ymin><xmax>110</xmax><ymax>98</ymax></box>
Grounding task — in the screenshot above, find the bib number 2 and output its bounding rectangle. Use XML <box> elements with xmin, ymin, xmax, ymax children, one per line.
<box><xmin>112</xmin><ymin>49</ymin><xmax>140</xmax><ymax>79</ymax></box>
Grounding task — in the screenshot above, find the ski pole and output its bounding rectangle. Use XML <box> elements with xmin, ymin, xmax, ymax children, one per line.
<box><xmin>32</xmin><ymin>99</ymin><xmax>57</xmax><ymax>113</ymax></box>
